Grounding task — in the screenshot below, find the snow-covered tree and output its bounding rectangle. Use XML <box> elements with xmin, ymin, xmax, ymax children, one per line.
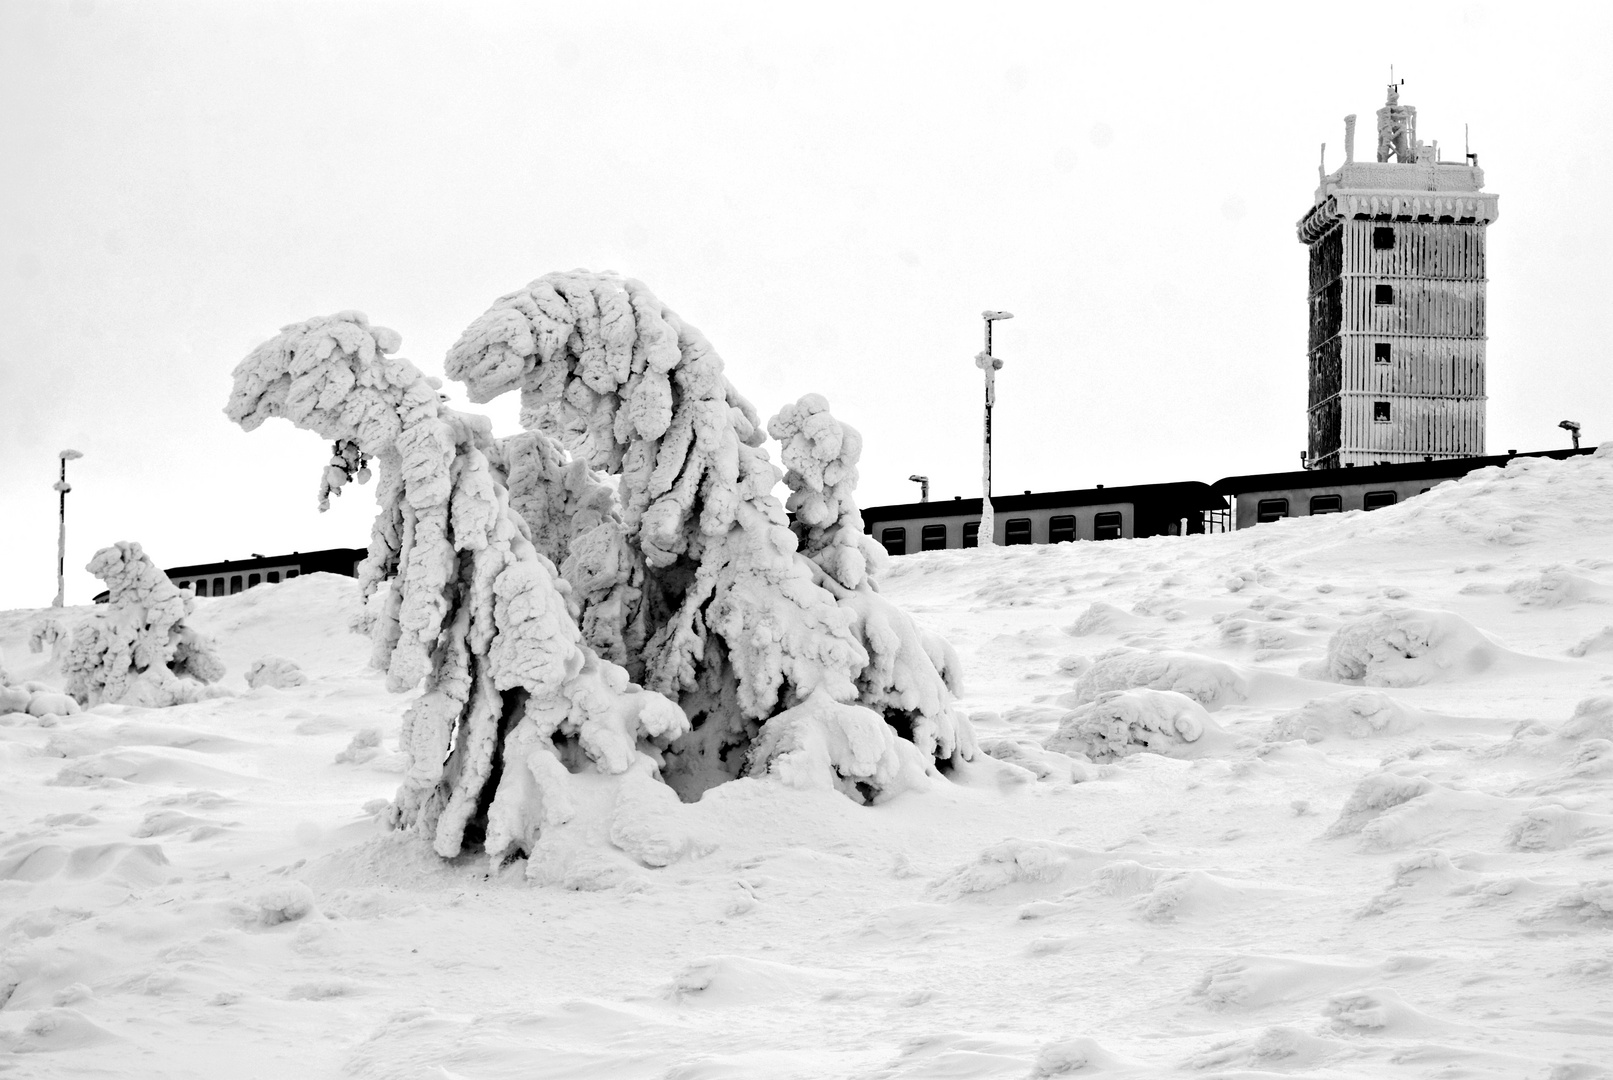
<box><xmin>225</xmin><ymin>312</ymin><xmax>688</xmax><ymax>862</ymax></box>
<box><xmin>447</xmin><ymin>271</ymin><xmax>975</xmax><ymax>799</ymax></box>
<box><xmin>62</xmin><ymin>541</ymin><xmax>226</xmax><ymax>707</ymax></box>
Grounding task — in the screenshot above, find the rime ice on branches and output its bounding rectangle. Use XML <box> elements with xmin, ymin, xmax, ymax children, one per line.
<box><xmin>62</xmin><ymin>541</ymin><xmax>225</xmax><ymax>707</ymax></box>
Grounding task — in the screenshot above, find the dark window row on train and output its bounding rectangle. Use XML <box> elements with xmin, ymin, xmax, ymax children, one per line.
<box><xmin>1253</xmin><ymin>488</ymin><xmax>1418</xmax><ymax>523</ymax></box>
<box><xmin>878</xmin><ymin>512</ymin><xmax>1121</xmax><ymax>556</ymax></box>
<box><xmin>172</xmin><ymin>568</ymin><xmax>301</xmax><ymax>597</ymax></box>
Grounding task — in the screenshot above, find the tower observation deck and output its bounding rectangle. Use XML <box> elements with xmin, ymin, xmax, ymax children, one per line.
<box><xmin>1297</xmin><ymin>85</ymin><xmax>1499</xmax><ymax>470</ymax></box>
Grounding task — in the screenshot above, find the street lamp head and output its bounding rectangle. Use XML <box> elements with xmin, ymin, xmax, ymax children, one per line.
<box><xmin>1559</xmin><ymin>420</ymin><xmax>1582</xmax><ymax>433</ymax></box>
<box><xmin>59</xmin><ymin>449</ymin><xmax>83</xmax><ymax>461</ymax></box>
<box><xmin>908</xmin><ymin>474</ymin><xmax>928</xmax><ymax>483</ymax></box>
<box><xmin>981</xmin><ymin>310</ymin><xmax>1015</xmax><ymax>322</ymax></box>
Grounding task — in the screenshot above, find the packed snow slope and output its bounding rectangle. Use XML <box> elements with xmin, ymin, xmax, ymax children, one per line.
<box><xmin>2</xmin><ymin>449</ymin><xmax>1611</xmax><ymax>1079</ymax></box>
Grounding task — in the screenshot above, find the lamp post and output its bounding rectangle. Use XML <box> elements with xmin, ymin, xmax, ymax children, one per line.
<box><xmin>1559</xmin><ymin>420</ymin><xmax>1582</xmax><ymax>450</ymax></box>
<box><xmin>908</xmin><ymin>474</ymin><xmax>930</xmax><ymax>502</ymax></box>
<box><xmin>975</xmin><ymin>310</ymin><xmax>1013</xmax><ymax>547</ymax></box>
<box><xmin>53</xmin><ymin>449</ymin><xmax>83</xmax><ymax>607</ymax></box>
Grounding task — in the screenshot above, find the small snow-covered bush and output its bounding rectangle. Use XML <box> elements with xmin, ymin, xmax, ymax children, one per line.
<box><xmin>61</xmin><ymin>542</ymin><xmax>225</xmax><ymax>708</ymax></box>
<box><xmin>246</xmin><ymin>656</ymin><xmax>306</xmax><ymax>690</ymax></box>
<box><xmin>1046</xmin><ymin>688</ymin><xmax>1230</xmax><ymax>761</ymax></box>
<box><xmin>1059</xmin><ymin>649</ymin><xmax>1246</xmax><ymax>711</ymax></box>
<box><xmin>1268</xmin><ymin>691</ymin><xmax>1421</xmax><ymax>742</ymax></box>
<box><xmin>0</xmin><ymin>685</ymin><xmax>31</xmax><ymax>714</ymax></box>
<box><xmin>1321</xmin><ymin>608</ymin><xmax>1502</xmax><ymax>687</ymax></box>
<box><xmin>1560</xmin><ymin>696</ymin><xmax>1613</xmax><ymax>741</ymax></box>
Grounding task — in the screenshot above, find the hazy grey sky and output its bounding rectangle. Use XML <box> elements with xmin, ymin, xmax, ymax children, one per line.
<box><xmin>3</xmin><ymin>1</ymin><xmax>1609</xmax><ymax>609</ymax></box>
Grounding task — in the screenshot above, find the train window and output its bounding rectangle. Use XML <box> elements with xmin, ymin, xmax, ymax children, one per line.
<box><xmin>879</xmin><ymin>527</ymin><xmax>907</xmax><ymax>557</ymax></box>
<box><xmin>1093</xmin><ymin>512</ymin><xmax>1122</xmax><ymax>541</ymax></box>
<box><xmin>1310</xmin><ymin>494</ymin><xmax>1343</xmax><ymax>514</ymax></box>
<box><xmin>1049</xmin><ymin>515</ymin><xmax>1076</xmax><ymax>543</ymax></box>
<box><xmin>248</xmin><ymin>573</ymin><xmax>261</xmax><ymax>588</ymax></box>
<box><xmin>194</xmin><ymin>579</ymin><xmax>208</xmax><ymax>597</ymax></box>
<box><xmin>962</xmin><ymin>521</ymin><xmax>980</xmax><ymax>548</ymax></box>
<box><xmin>1372</xmin><ymin>226</ymin><xmax>1395</xmax><ymax>250</ymax></box>
<box><xmin>1374</xmin><ymin>401</ymin><xmax>1391</xmax><ymax>422</ymax></box>
<box><xmin>1374</xmin><ymin>284</ymin><xmax>1394</xmax><ymax>305</ymax></box>
<box><xmin>286</xmin><ymin>569</ymin><xmax>299</xmax><ymax>578</ymax></box>
<box><xmin>213</xmin><ymin>577</ymin><xmax>225</xmax><ymax>594</ymax></box>
<box><xmin>229</xmin><ymin>575</ymin><xmax>243</xmax><ymax>594</ymax></box>
<box><xmin>1374</xmin><ymin>342</ymin><xmax>1391</xmax><ymax>363</ymax></box>
<box><xmin>267</xmin><ymin>571</ymin><xmax>280</xmax><ymax>583</ymax></box>
<box><xmin>1363</xmin><ymin>490</ymin><xmax>1397</xmax><ymax>511</ymax></box>
<box><xmin>1004</xmin><ymin>518</ymin><xmax>1032</xmax><ymax>546</ymax></box>
<box><xmin>920</xmin><ymin>524</ymin><xmax>947</xmax><ymax>551</ymax></box>
<box><xmin>1256</xmin><ymin>498</ymin><xmax>1288</xmax><ymax>523</ymax></box>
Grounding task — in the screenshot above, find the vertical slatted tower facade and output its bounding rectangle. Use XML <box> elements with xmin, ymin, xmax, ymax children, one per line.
<box><xmin>1297</xmin><ymin>86</ymin><xmax>1500</xmax><ymax>470</ymax></box>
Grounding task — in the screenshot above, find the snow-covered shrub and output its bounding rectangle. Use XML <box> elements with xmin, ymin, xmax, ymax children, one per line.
<box><xmin>0</xmin><ymin>685</ymin><xmax>30</xmax><ymax>714</ymax></box>
<box><xmin>245</xmin><ymin>656</ymin><xmax>307</xmax><ymax>690</ymax></box>
<box><xmin>1045</xmin><ymin>688</ymin><xmax>1232</xmax><ymax>761</ymax></box>
<box><xmin>1058</xmin><ymin>649</ymin><xmax>1246</xmax><ymax>711</ymax></box>
<box><xmin>446</xmin><ymin>272</ymin><xmax>973</xmax><ymax>799</ymax></box>
<box><xmin>61</xmin><ymin>542</ymin><xmax>225</xmax><ymax>708</ymax></box>
<box><xmin>227</xmin><ymin>311</ymin><xmax>689</xmax><ymax>864</ymax></box>
<box><xmin>28</xmin><ymin>619</ymin><xmax>67</xmax><ymax>660</ymax></box>
<box><xmin>1560</xmin><ymin>696</ymin><xmax>1613</xmax><ymax>741</ymax></box>
<box><xmin>25</xmin><ymin>691</ymin><xmax>79</xmax><ymax>718</ymax></box>
<box><xmin>1267</xmin><ymin>691</ymin><xmax>1421</xmax><ymax>742</ymax></box>
<box><xmin>1321</xmin><ymin>608</ymin><xmax>1501</xmax><ymax>687</ymax></box>
<box><xmin>1570</xmin><ymin>626</ymin><xmax>1613</xmax><ymax>657</ymax></box>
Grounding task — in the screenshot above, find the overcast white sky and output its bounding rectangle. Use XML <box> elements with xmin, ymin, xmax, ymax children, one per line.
<box><xmin>3</xmin><ymin>1</ymin><xmax>1609</xmax><ymax>610</ymax></box>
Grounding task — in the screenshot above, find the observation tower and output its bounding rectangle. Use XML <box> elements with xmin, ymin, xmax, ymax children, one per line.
<box><xmin>1297</xmin><ymin>84</ymin><xmax>1499</xmax><ymax>469</ymax></box>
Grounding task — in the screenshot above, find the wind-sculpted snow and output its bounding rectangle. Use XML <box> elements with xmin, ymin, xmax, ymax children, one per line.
<box><xmin>60</xmin><ymin>541</ymin><xmax>224</xmax><ymax>708</ymax></box>
<box><xmin>1059</xmin><ymin>648</ymin><xmax>1247</xmax><ymax>711</ymax></box>
<box><xmin>446</xmin><ymin>272</ymin><xmax>974</xmax><ymax>799</ymax></box>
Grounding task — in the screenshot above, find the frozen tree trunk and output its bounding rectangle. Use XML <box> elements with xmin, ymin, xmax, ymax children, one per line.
<box><xmin>62</xmin><ymin>541</ymin><xmax>225</xmax><ymax>707</ymax></box>
<box><xmin>226</xmin><ymin>312</ymin><xmax>689</xmax><ymax>867</ymax></box>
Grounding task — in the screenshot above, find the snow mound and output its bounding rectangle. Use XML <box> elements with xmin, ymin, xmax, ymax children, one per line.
<box><xmin>1058</xmin><ymin>649</ymin><xmax>1246</xmax><ymax>711</ymax></box>
<box><xmin>1267</xmin><ymin>690</ymin><xmax>1422</xmax><ymax>742</ymax></box>
<box><xmin>245</xmin><ymin>656</ymin><xmax>306</xmax><ymax>689</ymax></box>
<box><xmin>979</xmin><ymin>737</ymin><xmax>1094</xmax><ymax>782</ymax></box>
<box><xmin>1065</xmin><ymin>601</ymin><xmax>1147</xmax><ymax>636</ymax></box>
<box><xmin>1323</xmin><ymin>987</ymin><xmax>1457</xmax><ymax>1036</ymax></box>
<box><xmin>664</xmin><ymin>955</ymin><xmax>844</xmax><ymax>1004</ymax></box>
<box><xmin>1506</xmin><ymin>569</ymin><xmax>1608</xmax><ymax>607</ymax></box>
<box><xmin>1570</xmin><ymin>626</ymin><xmax>1613</xmax><ymax>657</ymax></box>
<box><xmin>255</xmin><ymin>880</ymin><xmax>318</xmax><ymax>926</ymax></box>
<box><xmin>1324</xmin><ymin>771</ymin><xmax>1508</xmax><ymax>850</ymax></box>
<box><xmin>1319</xmin><ymin>607</ymin><xmax>1504</xmax><ymax>687</ymax></box>
<box><xmin>1560</xmin><ymin>696</ymin><xmax>1613</xmax><ymax>741</ymax></box>
<box><xmin>1046</xmin><ymin>689</ymin><xmax>1236</xmax><ymax>761</ymax></box>
<box><xmin>926</xmin><ymin>840</ymin><xmax>1108</xmax><ymax>901</ymax></box>
<box><xmin>747</xmin><ymin>690</ymin><xmax>931</xmax><ymax>802</ymax></box>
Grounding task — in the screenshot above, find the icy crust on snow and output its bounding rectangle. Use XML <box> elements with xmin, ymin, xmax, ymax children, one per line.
<box><xmin>445</xmin><ymin>272</ymin><xmax>974</xmax><ymax>797</ymax></box>
<box><xmin>226</xmin><ymin>311</ymin><xmax>693</xmax><ymax>865</ymax></box>
<box><xmin>60</xmin><ymin>541</ymin><xmax>225</xmax><ymax>708</ymax></box>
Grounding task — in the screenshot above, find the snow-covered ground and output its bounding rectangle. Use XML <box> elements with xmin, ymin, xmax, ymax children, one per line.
<box><xmin>3</xmin><ymin>449</ymin><xmax>1611</xmax><ymax>1079</ymax></box>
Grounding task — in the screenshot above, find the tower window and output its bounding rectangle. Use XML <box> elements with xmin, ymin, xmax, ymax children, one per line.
<box><xmin>1374</xmin><ymin>342</ymin><xmax>1392</xmax><ymax>363</ymax></box>
<box><xmin>1004</xmin><ymin>518</ymin><xmax>1032</xmax><ymax>546</ymax></box>
<box><xmin>1374</xmin><ymin>284</ymin><xmax>1394</xmax><ymax>305</ymax></box>
<box><xmin>1374</xmin><ymin>401</ymin><xmax>1392</xmax><ymax>422</ymax></box>
<box><xmin>879</xmin><ymin>527</ymin><xmax>906</xmax><ymax>556</ymax></box>
<box><xmin>920</xmin><ymin>523</ymin><xmax>947</xmax><ymax>551</ymax></box>
<box><xmin>1049</xmin><ymin>515</ymin><xmax>1076</xmax><ymax>543</ymax></box>
<box><xmin>1093</xmin><ymin>512</ymin><xmax>1123</xmax><ymax>540</ymax></box>
<box><xmin>1372</xmin><ymin>226</ymin><xmax>1395</xmax><ymax>250</ymax></box>
<box><xmin>962</xmin><ymin>521</ymin><xmax>980</xmax><ymax>548</ymax></box>
<box><xmin>1363</xmin><ymin>490</ymin><xmax>1398</xmax><ymax>511</ymax></box>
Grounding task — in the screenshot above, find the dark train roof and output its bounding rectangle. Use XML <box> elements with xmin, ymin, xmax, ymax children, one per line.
<box><xmin>163</xmin><ymin>546</ymin><xmax>368</xmax><ymax>578</ymax></box>
<box><xmin>1210</xmin><ymin>447</ymin><xmax>1596</xmax><ymax>495</ymax></box>
<box><xmin>862</xmin><ymin>481</ymin><xmax>1226</xmax><ymax>522</ymax></box>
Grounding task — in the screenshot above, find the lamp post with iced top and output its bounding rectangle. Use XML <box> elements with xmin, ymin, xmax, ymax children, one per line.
<box><xmin>975</xmin><ymin>311</ymin><xmax>1013</xmax><ymax>547</ymax></box>
<box><xmin>53</xmin><ymin>449</ymin><xmax>83</xmax><ymax>607</ymax></box>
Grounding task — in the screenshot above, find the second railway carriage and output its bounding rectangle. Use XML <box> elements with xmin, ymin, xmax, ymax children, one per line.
<box><xmin>861</xmin><ymin>482</ymin><xmax>1226</xmax><ymax>555</ymax></box>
